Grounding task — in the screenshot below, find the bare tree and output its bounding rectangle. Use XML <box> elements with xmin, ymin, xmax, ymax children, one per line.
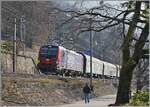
<box><xmin>52</xmin><ymin>1</ymin><xmax>149</xmax><ymax>105</ymax></box>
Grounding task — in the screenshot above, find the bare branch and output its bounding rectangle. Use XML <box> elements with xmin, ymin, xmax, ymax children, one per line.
<box><xmin>77</xmin><ymin>21</ymin><xmax>120</xmax><ymax>35</ymax></box>
<box><xmin>53</xmin><ymin>7</ymin><xmax>144</xmax><ymax>30</ymax></box>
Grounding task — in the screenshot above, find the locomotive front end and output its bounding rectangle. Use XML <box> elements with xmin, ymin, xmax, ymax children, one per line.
<box><xmin>37</xmin><ymin>45</ymin><xmax>59</xmax><ymax>74</ymax></box>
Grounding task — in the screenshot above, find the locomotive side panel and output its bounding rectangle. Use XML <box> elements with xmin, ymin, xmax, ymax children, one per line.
<box><xmin>57</xmin><ymin>47</ymin><xmax>67</xmax><ymax>70</ymax></box>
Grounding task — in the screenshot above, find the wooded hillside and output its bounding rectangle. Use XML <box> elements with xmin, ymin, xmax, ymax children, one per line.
<box><xmin>2</xmin><ymin>1</ymin><xmax>123</xmax><ymax>64</ymax></box>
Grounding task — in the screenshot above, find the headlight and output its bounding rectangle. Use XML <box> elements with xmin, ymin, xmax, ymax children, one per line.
<box><xmin>46</xmin><ymin>58</ymin><xmax>50</xmax><ymax>61</ymax></box>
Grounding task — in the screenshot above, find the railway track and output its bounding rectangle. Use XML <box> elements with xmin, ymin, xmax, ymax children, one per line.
<box><xmin>2</xmin><ymin>71</ymin><xmax>115</xmax><ymax>82</ymax></box>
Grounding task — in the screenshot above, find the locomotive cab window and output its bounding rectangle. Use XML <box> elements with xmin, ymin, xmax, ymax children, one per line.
<box><xmin>40</xmin><ymin>46</ymin><xmax>58</xmax><ymax>58</ymax></box>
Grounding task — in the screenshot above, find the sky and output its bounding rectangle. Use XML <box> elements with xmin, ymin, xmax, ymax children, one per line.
<box><xmin>55</xmin><ymin>0</ymin><xmax>127</xmax><ymax>9</ymax></box>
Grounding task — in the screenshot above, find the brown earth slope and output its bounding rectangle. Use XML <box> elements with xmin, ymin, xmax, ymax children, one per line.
<box><xmin>1</xmin><ymin>73</ymin><xmax>117</xmax><ymax>106</ymax></box>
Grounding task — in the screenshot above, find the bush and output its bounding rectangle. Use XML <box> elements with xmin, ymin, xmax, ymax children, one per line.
<box><xmin>126</xmin><ymin>91</ymin><xmax>149</xmax><ymax>106</ymax></box>
<box><xmin>1</xmin><ymin>41</ymin><xmax>13</xmax><ymax>52</ymax></box>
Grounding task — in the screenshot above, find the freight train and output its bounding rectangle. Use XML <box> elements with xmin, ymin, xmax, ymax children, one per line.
<box><xmin>37</xmin><ymin>45</ymin><xmax>120</xmax><ymax>78</ymax></box>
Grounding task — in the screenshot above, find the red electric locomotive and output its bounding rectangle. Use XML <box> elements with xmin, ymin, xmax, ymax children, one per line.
<box><xmin>37</xmin><ymin>45</ymin><xmax>84</xmax><ymax>75</ymax></box>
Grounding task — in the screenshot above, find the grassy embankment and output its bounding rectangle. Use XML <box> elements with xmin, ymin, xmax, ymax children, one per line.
<box><xmin>2</xmin><ymin>73</ymin><xmax>116</xmax><ymax>106</ymax></box>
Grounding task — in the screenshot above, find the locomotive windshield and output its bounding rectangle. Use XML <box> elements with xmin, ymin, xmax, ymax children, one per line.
<box><xmin>40</xmin><ymin>46</ymin><xmax>58</xmax><ymax>58</ymax></box>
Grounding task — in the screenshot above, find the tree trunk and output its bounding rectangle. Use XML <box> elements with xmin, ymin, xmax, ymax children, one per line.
<box><xmin>115</xmin><ymin>63</ymin><xmax>136</xmax><ymax>104</ymax></box>
<box><xmin>115</xmin><ymin>22</ymin><xmax>149</xmax><ymax>105</ymax></box>
<box><xmin>115</xmin><ymin>1</ymin><xmax>143</xmax><ymax>105</ymax></box>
